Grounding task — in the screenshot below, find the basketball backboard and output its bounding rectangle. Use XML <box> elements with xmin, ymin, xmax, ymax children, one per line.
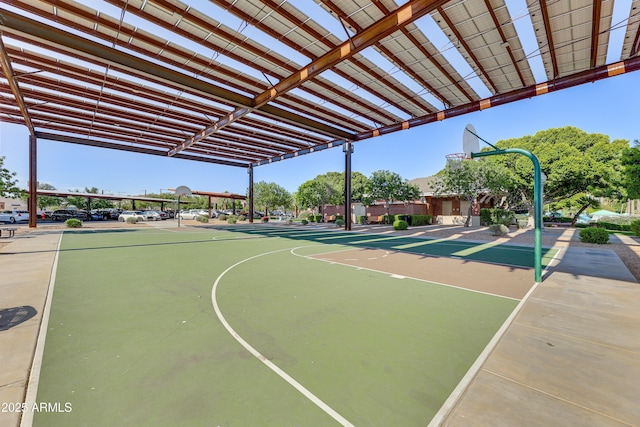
<box><xmin>463</xmin><ymin>124</ymin><xmax>479</xmax><ymax>158</ymax></box>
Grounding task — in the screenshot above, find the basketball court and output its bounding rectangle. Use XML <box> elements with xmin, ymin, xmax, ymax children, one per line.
<box><xmin>310</xmin><ymin>247</ymin><xmax>534</xmax><ymax>300</ymax></box>
<box><xmin>17</xmin><ymin>224</ymin><xmax>558</xmax><ymax>426</ymax></box>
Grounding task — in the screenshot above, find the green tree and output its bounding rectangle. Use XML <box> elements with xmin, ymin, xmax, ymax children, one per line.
<box><xmin>434</xmin><ymin>160</ymin><xmax>512</xmax><ymax>227</ymax></box>
<box><xmin>294</xmin><ymin>171</ymin><xmax>369</xmax><ymax>215</ymax></box>
<box><xmin>296</xmin><ymin>177</ymin><xmax>334</xmax><ymax>213</ymax></box>
<box><xmin>485</xmin><ymin>126</ymin><xmax>628</xmax><ymax>224</ymax></box>
<box><xmin>621</xmin><ymin>141</ymin><xmax>640</xmax><ymax>199</ymax></box>
<box><xmin>35</xmin><ymin>182</ymin><xmax>61</xmax><ymax>210</ymax></box>
<box><xmin>0</xmin><ymin>156</ymin><xmax>24</xmax><ymax>198</ymax></box>
<box><xmin>252</xmin><ymin>181</ymin><xmax>291</xmax><ymax>214</ymax></box>
<box><xmin>321</xmin><ymin>171</ymin><xmax>369</xmax><ymax>203</ymax></box>
<box><xmin>66</xmin><ymin>187</ymin><xmax>114</xmax><ymax>210</ymax></box>
<box><xmin>364</xmin><ymin>170</ymin><xmax>420</xmax><ymax>222</ymax></box>
<box><xmin>555</xmin><ymin>193</ymin><xmax>600</xmax><ymax>226</ymax></box>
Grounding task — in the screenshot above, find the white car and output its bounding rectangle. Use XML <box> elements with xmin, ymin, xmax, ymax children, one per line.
<box><xmin>178</xmin><ymin>209</ymin><xmax>199</xmax><ymax>220</ymax></box>
<box><xmin>118</xmin><ymin>211</ymin><xmax>146</xmax><ymax>222</ymax></box>
<box><xmin>0</xmin><ymin>210</ymin><xmax>29</xmax><ymax>223</ymax></box>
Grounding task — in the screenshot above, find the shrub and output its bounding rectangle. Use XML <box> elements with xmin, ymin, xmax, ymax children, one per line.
<box><xmin>312</xmin><ymin>214</ymin><xmax>322</xmax><ymax>223</ymax></box>
<box><xmin>335</xmin><ymin>215</ymin><xmax>344</xmax><ymax>221</ymax></box>
<box><xmin>495</xmin><ymin>209</ymin><xmax>515</xmax><ymax>226</ymax></box>
<box><xmin>357</xmin><ymin>215</ymin><xmax>368</xmax><ymax>225</ymax></box>
<box><xmin>630</xmin><ymin>219</ymin><xmax>640</xmax><ymax>236</ymax></box>
<box><xmin>218</xmin><ymin>214</ymin><xmax>228</xmax><ymax>221</ymax></box>
<box><xmin>517</xmin><ymin>219</ymin><xmax>528</xmax><ymax>229</ymax></box>
<box><xmin>65</xmin><ymin>218</ymin><xmax>83</xmax><ymax>228</ymax></box>
<box><xmin>126</xmin><ymin>217</ymin><xmax>138</xmax><ymax>224</ymax></box>
<box><xmin>308</xmin><ymin>215</ymin><xmax>317</xmax><ymax>222</ymax></box>
<box><xmin>301</xmin><ymin>219</ymin><xmax>308</xmax><ymax>225</ymax></box>
<box><xmin>579</xmin><ymin>227</ymin><xmax>609</xmax><ymax>244</ymax></box>
<box><xmin>238</xmin><ymin>215</ymin><xmax>247</xmax><ymax>221</ymax></box>
<box><xmin>480</xmin><ymin>208</ymin><xmax>492</xmax><ymax>226</ymax></box>
<box><xmin>411</xmin><ymin>215</ymin><xmax>431</xmax><ymax>226</ymax></box>
<box><xmin>227</xmin><ymin>216</ymin><xmax>237</xmax><ymax>224</ymax></box>
<box><xmin>481</xmin><ymin>208</ymin><xmax>515</xmax><ymax>226</ymax></box>
<box><xmin>335</xmin><ymin>219</ymin><xmax>345</xmax><ymax>227</ymax></box>
<box><xmin>594</xmin><ymin>215</ymin><xmax>631</xmax><ymax>225</ymax></box>
<box><xmin>196</xmin><ymin>215</ymin><xmax>209</xmax><ymax>223</ymax></box>
<box><xmin>393</xmin><ymin>219</ymin><xmax>408</xmax><ymax>230</ymax></box>
<box><xmin>489</xmin><ymin>224</ymin><xmax>509</xmax><ymax>236</ymax></box>
<box><xmin>596</xmin><ymin>221</ymin><xmax>630</xmax><ymax>232</ymax></box>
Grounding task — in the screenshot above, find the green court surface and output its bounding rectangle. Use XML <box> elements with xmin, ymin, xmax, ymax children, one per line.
<box><xmin>33</xmin><ymin>226</ymin><xmax>552</xmax><ymax>426</ymax></box>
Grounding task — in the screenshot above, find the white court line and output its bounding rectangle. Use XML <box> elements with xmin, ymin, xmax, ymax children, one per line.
<box><xmin>21</xmin><ymin>231</ymin><xmax>64</xmax><ymax>427</ymax></box>
<box><xmin>427</xmin><ymin>244</ymin><xmax>565</xmax><ymax>425</ymax></box>
<box><xmin>290</xmin><ymin>248</ymin><xmax>520</xmax><ymax>301</ymax></box>
<box><xmin>211</xmin><ymin>247</ymin><xmax>354</xmax><ymax>427</ymax></box>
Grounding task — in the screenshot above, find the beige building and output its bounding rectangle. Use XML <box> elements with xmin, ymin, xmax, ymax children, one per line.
<box><xmin>0</xmin><ymin>197</ymin><xmax>27</xmax><ymax>211</ymax></box>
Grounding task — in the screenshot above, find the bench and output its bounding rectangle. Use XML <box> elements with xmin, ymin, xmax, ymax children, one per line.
<box><xmin>368</xmin><ymin>215</ymin><xmax>385</xmax><ymax>224</ymax></box>
<box><xmin>0</xmin><ymin>228</ymin><xmax>17</xmax><ymax>238</ymax></box>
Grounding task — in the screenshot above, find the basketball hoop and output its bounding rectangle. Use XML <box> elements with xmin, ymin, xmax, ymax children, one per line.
<box><xmin>445</xmin><ymin>152</ymin><xmax>468</xmax><ymax>170</ymax></box>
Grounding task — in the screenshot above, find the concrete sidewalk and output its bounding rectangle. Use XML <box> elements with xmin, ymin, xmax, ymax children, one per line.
<box><xmin>0</xmin><ymin>230</ymin><xmax>62</xmax><ymax>427</ymax></box>
<box><xmin>1</xmin><ymin>227</ymin><xmax>639</xmax><ymax>426</ymax></box>
<box><xmin>437</xmin><ymin>246</ymin><xmax>640</xmax><ymax>426</ymax></box>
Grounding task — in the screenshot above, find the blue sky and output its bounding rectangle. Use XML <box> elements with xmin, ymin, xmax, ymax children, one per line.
<box><xmin>1</xmin><ymin>70</ymin><xmax>639</xmax><ymax>197</ymax></box>
<box><xmin>0</xmin><ymin>0</ymin><xmax>638</xmax><ymax>197</ymax></box>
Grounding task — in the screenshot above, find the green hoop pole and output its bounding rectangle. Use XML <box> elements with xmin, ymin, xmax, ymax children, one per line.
<box><xmin>471</xmin><ymin>148</ymin><xmax>543</xmax><ymax>282</ymax></box>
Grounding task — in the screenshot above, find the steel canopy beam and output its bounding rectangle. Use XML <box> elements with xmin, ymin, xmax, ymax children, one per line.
<box><xmin>0</xmin><ymin>8</ymin><xmax>352</xmax><ymax>140</ymax></box>
<box><xmin>0</xmin><ymin>35</ymin><xmax>34</xmax><ymax>135</ymax></box>
<box><xmin>590</xmin><ymin>0</ymin><xmax>603</xmax><ymax>69</ymax></box>
<box><xmin>253</xmin><ymin>56</ymin><xmax>640</xmax><ymax>166</ymax></box>
<box><xmin>35</xmin><ymin>132</ymin><xmax>250</xmax><ymax>168</ymax></box>
<box><xmin>355</xmin><ymin>57</ymin><xmax>640</xmax><ymax>140</ymax></box>
<box><xmin>539</xmin><ymin>0</ymin><xmax>559</xmax><ymax>78</ymax></box>
<box><xmin>169</xmin><ymin>0</ymin><xmax>450</xmax><ymax>156</ymax></box>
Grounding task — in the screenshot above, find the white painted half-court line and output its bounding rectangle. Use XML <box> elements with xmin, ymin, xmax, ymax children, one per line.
<box><xmin>211</xmin><ymin>247</ymin><xmax>354</xmax><ymax>427</ymax></box>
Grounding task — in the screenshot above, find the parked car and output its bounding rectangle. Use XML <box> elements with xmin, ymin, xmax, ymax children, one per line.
<box><xmin>177</xmin><ymin>209</ymin><xmax>199</xmax><ymax>220</ymax></box>
<box><xmin>155</xmin><ymin>211</ymin><xmax>169</xmax><ymax>220</ymax></box>
<box><xmin>544</xmin><ymin>211</ymin><xmax>562</xmax><ymax>220</ymax></box>
<box><xmin>193</xmin><ymin>209</ymin><xmax>209</xmax><ymax>217</ymax></box>
<box><xmin>91</xmin><ymin>209</ymin><xmax>117</xmax><ymax>220</ymax></box>
<box><xmin>76</xmin><ymin>210</ymin><xmax>90</xmax><ymax>220</ymax></box>
<box><xmin>50</xmin><ymin>209</ymin><xmax>85</xmax><ymax>221</ymax></box>
<box><xmin>576</xmin><ymin>214</ymin><xmax>591</xmax><ymax>224</ymax></box>
<box><xmin>0</xmin><ymin>210</ymin><xmax>29</xmax><ymax>223</ymax></box>
<box><xmin>109</xmin><ymin>209</ymin><xmax>123</xmax><ymax>219</ymax></box>
<box><xmin>143</xmin><ymin>210</ymin><xmax>162</xmax><ymax>221</ymax></box>
<box><xmin>118</xmin><ymin>211</ymin><xmax>146</xmax><ymax>222</ymax></box>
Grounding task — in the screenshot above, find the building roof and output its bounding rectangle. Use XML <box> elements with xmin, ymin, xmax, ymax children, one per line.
<box><xmin>409</xmin><ymin>176</ymin><xmax>439</xmax><ymax>195</ymax></box>
<box><xmin>1</xmin><ymin>1</ymin><xmax>639</xmax><ymax>169</ymax></box>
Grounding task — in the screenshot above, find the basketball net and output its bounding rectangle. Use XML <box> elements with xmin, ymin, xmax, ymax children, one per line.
<box><xmin>445</xmin><ymin>153</ymin><xmax>469</xmax><ymax>170</ymax></box>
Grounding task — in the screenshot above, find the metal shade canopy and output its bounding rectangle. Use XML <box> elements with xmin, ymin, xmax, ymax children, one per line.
<box><xmin>0</xmin><ymin>0</ymin><xmax>638</xmax><ymax>170</ymax></box>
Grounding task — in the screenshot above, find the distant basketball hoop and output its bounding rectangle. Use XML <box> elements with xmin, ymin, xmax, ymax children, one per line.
<box><xmin>445</xmin><ymin>152</ymin><xmax>468</xmax><ymax>170</ymax></box>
